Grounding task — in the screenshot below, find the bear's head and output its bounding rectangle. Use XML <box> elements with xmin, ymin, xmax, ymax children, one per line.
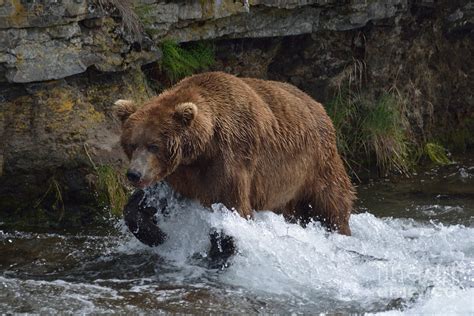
<box><xmin>114</xmin><ymin>94</ymin><xmax>213</xmax><ymax>189</ymax></box>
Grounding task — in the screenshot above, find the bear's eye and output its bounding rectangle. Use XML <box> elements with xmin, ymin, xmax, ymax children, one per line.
<box><xmin>147</xmin><ymin>144</ymin><xmax>159</xmax><ymax>154</ymax></box>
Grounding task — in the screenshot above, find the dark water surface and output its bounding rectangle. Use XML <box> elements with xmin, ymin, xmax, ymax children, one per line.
<box><xmin>1</xmin><ymin>156</ymin><xmax>473</xmax><ymax>314</ymax></box>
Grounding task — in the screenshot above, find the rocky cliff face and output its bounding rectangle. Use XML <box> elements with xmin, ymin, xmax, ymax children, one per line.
<box><xmin>0</xmin><ymin>0</ymin><xmax>411</xmax><ymax>83</ymax></box>
<box><xmin>0</xmin><ymin>0</ymin><xmax>472</xmax><ymax>226</ymax></box>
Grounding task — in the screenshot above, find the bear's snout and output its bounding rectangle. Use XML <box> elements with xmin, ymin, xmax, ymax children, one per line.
<box><xmin>126</xmin><ymin>169</ymin><xmax>142</xmax><ymax>184</ymax></box>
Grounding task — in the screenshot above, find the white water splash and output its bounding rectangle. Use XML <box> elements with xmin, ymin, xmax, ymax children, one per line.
<box><xmin>113</xmin><ymin>182</ymin><xmax>474</xmax><ymax>314</ymax></box>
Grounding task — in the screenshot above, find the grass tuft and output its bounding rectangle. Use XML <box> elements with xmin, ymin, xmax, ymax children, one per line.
<box><xmin>133</xmin><ymin>3</ymin><xmax>155</xmax><ymax>27</ymax></box>
<box><xmin>325</xmin><ymin>89</ymin><xmax>358</xmax><ymax>161</ymax></box>
<box><xmin>84</xmin><ymin>145</ymin><xmax>129</xmax><ymax>217</ymax></box>
<box><xmin>95</xmin><ymin>165</ymin><xmax>129</xmax><ymax>217</ymax></box>
<box><xmin>95</xmin><ymin>0</ymin><xmax>143</xmax><ymax>40</ymax></box>
<box><xmin>326</xmin><ymin>90</ymin><xmax>413</xmax><ymax>177</ymax></box>
<box><xmin>362</xmin><ymin>93</ymin><xmax>411</xmax><ymax>175</ymax></box>
<box><xmin>424</xmin><ymin>143</ymin><xmax>452</xmax><ymax>165</ymax></box>
<box><xmin>160</xmin><ymin>40</ymin><xmax>215</xmax><ymax>83</ymax></box>
<box><xmin>34</xmin><ymin>177</ymin><xmax>65</xmax><ymax>222</ymax></box>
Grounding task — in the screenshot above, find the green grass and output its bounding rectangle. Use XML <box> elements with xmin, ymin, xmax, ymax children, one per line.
<box><xmin>361</xmin><ymin>94</ymin><xmax>411</xmax><ymax>175</ymax></box>
<box><xmin>34</xmin><ymin>177</ymin><xmax>65</xmax><ymax>222</ymax></box>
<box><xmin>160</xmin><ymin>40</ymin><xmax>215</xmax><ymax>83</ymax></box>
<box><xmin>95</xmin><ymin>165</ymin><xmax>129</xmax><ymax>217</ymax></box>
<box><xmin>325</xmin><ymin>90</ymin><xmax>358</xmax><ymax>163</ymax></box>
<box><xmin>84</xmin><ymin>145</ymin><xmax>129</xmax><ymax>217</ymax></box>
<box><xmin>326</xmin><ymin>90</ymin><xmax>413</xmax><ymax>177</ymax></box>
<box><xmin>424</xmin><ymin>143</ymin><xmax>452</xmax><ymax>165</ymax></box>
<box><xmin>133</xmin><ymin>3</ymin><xmax>155</xmax><ymax>27</ymax></box>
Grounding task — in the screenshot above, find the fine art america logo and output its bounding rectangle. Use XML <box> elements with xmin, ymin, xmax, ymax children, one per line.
<box><xmin>375</xmin><ymin>260</ymin><xmax>472</xmax><ymax>299</ymax></box>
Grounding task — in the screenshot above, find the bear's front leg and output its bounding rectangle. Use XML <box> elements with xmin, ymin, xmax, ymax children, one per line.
<box><xmin>223</xmin><ymin>169</ymin><xmax>253</xmax><ymax>219</ymax></box>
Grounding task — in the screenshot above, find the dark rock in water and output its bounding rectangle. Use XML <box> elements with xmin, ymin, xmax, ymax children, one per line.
<box><xmin>123</xmin><ymin>190</ymin><xmax>167</xmax><ymax>247</ymax></box>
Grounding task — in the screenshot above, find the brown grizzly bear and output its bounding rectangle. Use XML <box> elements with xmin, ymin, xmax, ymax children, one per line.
<box><xmin>115</xmin><ymin>72</ymin><xmax>355</xmax><ymax>235</ymax></box>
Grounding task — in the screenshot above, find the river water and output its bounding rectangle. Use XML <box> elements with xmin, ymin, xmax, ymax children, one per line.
<box><xmin>1</xmin><ymin>157</ymin><xmax>473</xmax><ymax>314</ymax></box>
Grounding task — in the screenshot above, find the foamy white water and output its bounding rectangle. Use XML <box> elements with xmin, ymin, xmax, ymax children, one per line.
<box><xmin>111</xmin><ymin>182</ymin><xmax>474</xmax><ymax>314</ymax></box>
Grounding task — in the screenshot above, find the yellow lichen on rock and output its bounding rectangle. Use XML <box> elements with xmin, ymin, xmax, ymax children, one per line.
<box><xmin>199</xmin><ymin>0</ymin><xmax>247</xmax><ymax>20</ymax></box>
<box><xmin>4</xmin><ymin>96</ymin><xmax>31</xmax><ymax>133</ymax></box>
<box><xmin>10</xmin><ymin>0</ymin><xmax>28</xmax><ymax>27</ymax></box>
<box><xmin>30</xmin><ymin>85</ymin><xmax>105</xmax><ymax>134</ymax></box>
<box><xmin>56</xmin><ymin>99</ymin><xmax>74</xmax><ymax>113</ymax></box>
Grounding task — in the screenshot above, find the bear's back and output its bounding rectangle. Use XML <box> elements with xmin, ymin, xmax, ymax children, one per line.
<box><xmin>240</xmin><ymin>77</ymin><xmax>328</xmax><ymax>119</ymax></box>
<box><xmin>240</xmin><ymin>76</ymin><xmax>333</xmax><ymax>148</ymax></box>
<box><xmin>177</xmin><ymin>72</ymin><xmax>334</xmax><ymax>153</ymax></box>
<box><xmin>180</xmin><ymin>72</ymin><xmax>329</xmax><ymax>127</ymax></box>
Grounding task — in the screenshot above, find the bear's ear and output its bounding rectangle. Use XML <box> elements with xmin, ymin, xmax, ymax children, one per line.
<box><xmin>174</xmin><ymin>102</ymin><xmax>198</xmax><ymax>126</ymax></box>
<box><xmin>113</xmin><ymin>99</ymin><xmax>137</xmax><ymax>123</ymax></box>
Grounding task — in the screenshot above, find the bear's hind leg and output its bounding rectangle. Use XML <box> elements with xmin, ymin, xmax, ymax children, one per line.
<box><xmin>307</xmin><ymin>184</ymin><xmax>354</xmax><ymax>236</ymax></box>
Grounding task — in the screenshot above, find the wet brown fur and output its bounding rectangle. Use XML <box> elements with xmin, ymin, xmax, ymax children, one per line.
<box><xmin>117</xmin><ymin>72</ymin><xmax>356</xmax><ymax>235</ymax></box>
